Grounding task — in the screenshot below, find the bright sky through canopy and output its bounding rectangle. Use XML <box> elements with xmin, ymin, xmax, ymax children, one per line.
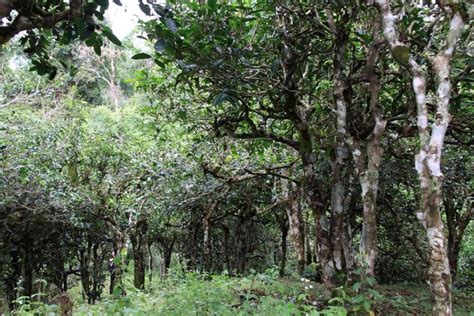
<box><xmin>107</xmin><ymin>0</ymin><xmax>149</xmax><ymax>40</ymax></box>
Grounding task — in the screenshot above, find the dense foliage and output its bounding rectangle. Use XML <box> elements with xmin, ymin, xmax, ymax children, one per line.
<box><xmin>0</xmin><ymin>0</ymin><xmax>472</xmax><ymax>315</ymax></box>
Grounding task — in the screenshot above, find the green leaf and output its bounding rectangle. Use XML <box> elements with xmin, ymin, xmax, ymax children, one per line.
<box><xmin>132</xmin><ymin>53</ymin><xmax>152</xmax><ymax>60</ymax></box>
<box><xmin>154</xmin><ymin>39</ymin><xmax>167</xmax><ymax>53</ymax></box>
<box><xmin>102</xmin><ymin>28</ymin><xmax>122</xmax><ymax>46</ymax></box>
<box><xmin>94</xmin><ymin>43</ymin><xmax>102</xmax><ymax>56</ymax></box>
<box><xmin>208</xmin><ymin>0</ymin><xmax>217</xmax><ymax>11</ymax></box>
<box><xmin>165</xmin><ymin>17</ymin><xmax>178</xmax><ymax>33</ymax></box>
<box><xmin>139</xmin><ymin>0</ymin><xmax>151</xmax><ymax>15</ymax></box>
<box><xmin>352</xmin><ymin>282</ymin><xmax>362</xmax><ymax>291</ymax></box>
<box><xmin>364</xmin><ymin>301</ymin><xmax>371</xmax><ymax>312</ymax></box>
<box><xmin>48</xmin><ymin>68</ymin><xmax>57</xmax><ymax>80</ymax></box>
<box><xmin>95</xmin><ymin>0</ymin><xmax>109</xmax><ymax>7</ymax></box>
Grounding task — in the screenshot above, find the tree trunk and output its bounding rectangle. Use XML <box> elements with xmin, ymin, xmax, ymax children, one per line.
<box><xmin>79</xmin><ymin>244</ymin><xmax>92</xmax><ymax>303</ymax></box>
<box><xmin>412</xmin><ymin>13</ymin><xmax>463</xmax><ymax>316</ymax></box>
<box><xmin>22</xmin><ymin>237</ymin><xmax>33</xmax><ymax>298</ymax></box>
<box><xmin>342</xmin><ymin>178</ymin><xmax>356</xmax><ymax>281</ymax></box>
<box><xmin>235</xmin><ymin>217</ymin><xmax>249</xmax><ymax>274</ymax></box>
<box><xmin>299</xmin><ymin>129</ymin><xmax>334</xmax><ymax>287</ymax></box>
<box><xmin>221</xmin><ymin>225</ymin><xmax>232</xmax><ymax>275</ymax></box>
<box><xmin>357</xmin><ymin>33</ymin><xmax>386</xmax><ymax>278</ymax></box>
<box><xmin>131</xmin><ymin>230</ymin><xmax>147</xmax><ymax>290</ymax></box>
<box><xmin>282</xmin><ymin>179</ymin><xmax>305</xmax><ymax>275</ymax></box>
<box><xmin>279</xmin><ymin>216</ymin><xmax>289</xmax><ymax>277</ymax></box>
<box><xmin>305</xmin><ymin>211</ymin><xmax>313</xmax><ymax>265</ymax></box>
<box><xmin>445</xmin><ymin>197</ymin><xmax>473</xmax><ymax>282</ymax></box>
<box><xmin>330</xmin><ymin>25</ymin><xmax>350</xmax><ymax>277</ymax></box>
<box><xmin>203</xmin><ymin>201</ymin><xmax>218</xmax><ymax>272</ymax></box>
<box><xmin>148</xmin><ymin>241</ymin><xmax>154</xmax><ymax>283</ymax></box>
<box><xmin>375</xmin><ymin>2</ymin><xmax>464</xmax><ymax>313</ymax></box>
<box><xmin>162</xmin><ymin>243</ymin><xmax>173</xmax><ymax>276</ymax></box>
<box><xmin>6</xmin><ymin>248</ymin><xmax>20</xmax><ymax>310</ymax></box>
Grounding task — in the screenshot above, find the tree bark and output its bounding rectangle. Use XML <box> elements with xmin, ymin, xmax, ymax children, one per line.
<box><xmin>282</xmin><ymin>177</ymin><xmax>306</xmax><ymax>275</ymax></box>
<box><xmin>221</xmin><ymin>225</ymin><xmax>232</xmax><ymax>275</ymax></box>
<box><xmin>158</xmin><ymin>238</ymin><xmax>175</xmax><ymax>277</ymax></box>
<box><xmin>279</xmin><ymin>216</ymin><xmax>289</xmax><ymax>277</ymax></box>
<box><xmin>203</xmin><ymin>201</ymin><xmax>218</xmax><ymax>272</ymax></box>
<box><xmin>352</xmin><ymin>31</ymin><xmax>386</xmax><ymax>278</ymax></box>
<box><xmin>131</xmin><ymin>224</ymin><xmax>147</xmax><ymax>290</ymax></box>
<box><xmin>148</xmin><ymin>241</ymin><xmax>154</xmax><ymax>283</ymax></box>
<box><xmin>22</xmin><ymin>238</ymin><xmax>33</xmax><ymax>298</ymax></box>
<box><xmin>327</xmin><ymin>11</ymin><xmax>351</xmax><ymax>277</ymax></box>
<box><xmin>375</xmin><ymin>1</ymin><xmax>464</xmax><ymax>313</ymax></box>
<box><xmin>299</xmin><ymin>131</ymin><xmax>334</xmax><ymax>287</ymax></box>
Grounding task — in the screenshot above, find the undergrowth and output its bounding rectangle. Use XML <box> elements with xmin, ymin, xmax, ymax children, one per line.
<box><xmin>9</xmin><ymin>267</ymin><xmax>474</xmax><ymax>315</ymax></box>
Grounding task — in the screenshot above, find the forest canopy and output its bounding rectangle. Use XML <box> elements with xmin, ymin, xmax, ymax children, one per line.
<box><xmin>0</xmin><ymin>1</ymin><xmax>473</xmax><ymax>315</ymax></box>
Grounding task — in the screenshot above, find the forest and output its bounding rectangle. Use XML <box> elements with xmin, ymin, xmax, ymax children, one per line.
<box><xmin>0</xmin><ymin>0</ymin><xmax>473</xmax><ymax>315</ymax></box>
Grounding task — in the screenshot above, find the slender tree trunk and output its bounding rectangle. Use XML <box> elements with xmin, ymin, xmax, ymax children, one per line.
<box><xmin>6</xmin><ymin>248</ymin><xmax>20</xmax><ymax>310</ymax></box>
<box><xmin>413</xmin><ymin>13</ymin><xmax>463</xmax><ymax>316</ymax></box>
<box><xmin>356</xmin><ymin>33</ymin><xmax>386</xmax><ymax>278</ymax></box>
<box><xmin>79</xmin><ymin>243</ymin><xmax>92</xmax><ymax>303</ymax></box>
<box><xmin>327</xmin><ymin>14</ymin><xmax>350</xmax><ymax>276</ymax></box>
<box><xmin>21</xmin><ymin>236</ymin><xmax>33</xmax><ymax>298</ymax></box>
<box><xmin>159</xmin><ymin>239</ymin><xmax>174</xmax><ymax>277</ymax></box>
<box><xmin>279</xmin><ymin>217</ymin><xmax>289</xmax><ymax>277</ymax></box>
<box><xmin>342</xmin><ymin>178</ymin><xmax>356</xmax><ymax>281</ymax></box>
<box><xmin>203</xmin><ymin>201</ymin><xmax>218</xmax><ymax>272</ymax></box>
<box><xmin>299</xmin><ymin>130</ymin><xmax>334</xmax><ymax>287</ymax></box>
<box><xmin>375</xmin><ymin>2</ymin><xmax>464</xmax><ymax>313</ymax></box>
<box><xmin>305</xmin><ymin>211</ymin><xmax>313</xmax><ymax>265</ymax></box>
<box><xmin>148</xmin><ymin>241</ymin><xmax>154</xmax><ymax>283</ymax></box>
<box><xmin>221</xmin><ymin>225</ymin><xmax>232</xmax><ymax>275</ymax></box>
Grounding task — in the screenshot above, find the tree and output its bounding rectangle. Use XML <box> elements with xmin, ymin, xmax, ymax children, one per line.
<box><xmin>373</xmin><ymin>1</ymin><xmax>467</xmax><ymax>314</ymax></box>
<box><xmin>0</xmin><ymin>0</ymin><xmax>122</xmax><ymax>78</ymax></box>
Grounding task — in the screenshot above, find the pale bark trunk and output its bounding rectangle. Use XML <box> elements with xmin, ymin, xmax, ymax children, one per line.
<box><xmin>330</xmin><ymin>36</ymin><xmax>350</xmax><ymax>276</ymax></box>
<box><xmin>375</xmin><ymin>1</ymin><xmax>464</xmax><ymax>313</ymax></box>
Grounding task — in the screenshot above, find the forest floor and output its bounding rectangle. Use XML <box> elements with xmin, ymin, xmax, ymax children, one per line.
<box><xmin>5</xmin><ymin>269</ymin><xmax>472</xmax><ymax>315</ymax></box>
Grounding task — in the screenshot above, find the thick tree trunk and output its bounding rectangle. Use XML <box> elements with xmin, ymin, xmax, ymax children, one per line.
<box><xmin>131</xmin><ymin>232</ymin><xmax>147</xmax><ymax>290</ymax></box>
<box><xmin>283</xmin><ymin>180</ymin><xmax>305</xmax><ymax>275</ymax></box>
<box><xmin>235</xmin><ymin>217</ymin><xmax>249</xmax><ymax>274</ymax></box>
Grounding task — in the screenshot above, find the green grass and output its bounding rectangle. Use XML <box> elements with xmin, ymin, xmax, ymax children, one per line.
<box><xmin>8</xmin><ymin>269</ymin><xmax>474</xmax><ymax>315</ymax></box>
